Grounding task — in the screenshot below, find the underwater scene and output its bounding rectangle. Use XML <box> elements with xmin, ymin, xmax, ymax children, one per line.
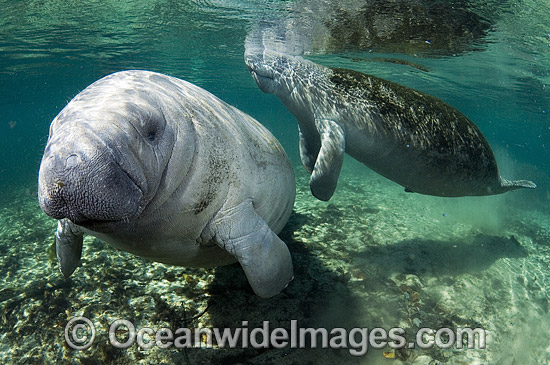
<box><xmin>1</xmin><ymin>0</ymin><xmax>549</xmax><ymax>363</ymax></box>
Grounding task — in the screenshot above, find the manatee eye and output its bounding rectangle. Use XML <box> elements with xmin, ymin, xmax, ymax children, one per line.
<box><xmin>147</xmin><ymin>130</ymin><xmax>157</xmax><ymax>142</ymax></box>
<box><xmin>143</xmin><ymin>119</ymin><xmax>162</xmax><ymax>144</ymax></box>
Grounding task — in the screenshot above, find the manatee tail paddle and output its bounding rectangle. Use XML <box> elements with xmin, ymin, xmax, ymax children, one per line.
<box><xmin>498</xmin><ymin>177</ymin><xmax>537</xmax><ymax>193</ymax></box>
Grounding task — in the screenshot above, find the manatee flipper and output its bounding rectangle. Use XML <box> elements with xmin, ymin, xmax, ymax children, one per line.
<box><xmin>55</xmin><ymin>218</ymin><xmax>83</xmax><ymax>277</ymax></box>
<box><xmin>298</xmin><ymin>125</ymin><xmax>319</xmax><ymax>174</ymax></box>
<box><xmin>497</xmin><ymin>177</ymin><xmax>537</xmax><ymax>193</ymax></box>
<box><xmin>206</xmin><ymin>199</ymin><xmax>293</xmax><ymax>298</ymax></box>
<box><xmin>310</xmin><ymin>118</ymin><xmax>345</xmax><ymax>201</ymax></box>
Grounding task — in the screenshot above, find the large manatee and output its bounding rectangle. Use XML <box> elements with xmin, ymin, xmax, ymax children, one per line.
<box><xmin>245</xmin><ymin>46</ymin><xmax>536</xmax><ymax>201</ymax></box>
<box><xmin>38</xmin><ymin>70</ymin><xmax>296</xmax><ymax>298</ymax></box>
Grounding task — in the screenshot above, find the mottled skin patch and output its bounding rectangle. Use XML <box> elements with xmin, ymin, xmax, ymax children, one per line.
<box><xmin>193</xmin><ymin>151</ymin><xmax>230</xmax><ymax>215</ymax></box>
<box><xmin>328</xmin><ymin>68</ymin><xmax>496</xmax><ymax>188</ymax></box>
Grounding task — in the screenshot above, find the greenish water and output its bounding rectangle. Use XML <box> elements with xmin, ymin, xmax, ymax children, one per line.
<box><xmin>0</xmin><ymin>0</ymin><xmax>549</xmax><ymax>363</ymax></box>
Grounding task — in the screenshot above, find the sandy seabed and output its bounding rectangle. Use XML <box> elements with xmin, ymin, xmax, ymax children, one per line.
<box><xmin>0</xmin><ymin>157</ymin><xmax>548</xmax><ymax>364</ymax></box>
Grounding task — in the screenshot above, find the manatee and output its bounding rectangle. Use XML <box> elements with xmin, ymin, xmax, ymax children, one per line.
<box><xmin>38</xmin><ymin>70</ymin><xmax>296</xmax><ymax>298</ymax></box>
<box><xmin>244</xmin><ymin>48</ymin><xmax>536</xmax><ymax>201</ymax></box>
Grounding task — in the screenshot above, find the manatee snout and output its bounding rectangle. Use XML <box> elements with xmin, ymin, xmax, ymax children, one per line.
<box><xmin>246</xmin><ymin>59</ymin><xmax>277</xmax><ymax>94</ymax></box>
<box><xmin>38</xmin><ymin>133</ymin><xmax>142</xmax><ymax>225</ymax></box>
<box><xmin>245</xmin><ymin>50</ymin><xmax>295</xmax><ymax>98</ymax></box>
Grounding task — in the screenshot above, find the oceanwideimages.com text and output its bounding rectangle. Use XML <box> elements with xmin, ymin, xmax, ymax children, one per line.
<box><xmin>65</xmin><ymin>317</ymin><xmax>486</xmax><ymax>356</ymax></box>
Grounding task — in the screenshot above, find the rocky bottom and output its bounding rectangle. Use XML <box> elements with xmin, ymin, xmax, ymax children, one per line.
<box><xmin>0</xmin><ymin>159</ymin><xmax>548</xmax><ymax>364</ymax></box>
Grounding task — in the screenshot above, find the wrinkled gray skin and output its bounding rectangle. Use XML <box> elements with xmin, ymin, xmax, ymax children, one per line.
<box><xmin>38</xmin><ymin>70</ymin><xmax>296</xmax><ymax>298</ymax></box>
<box><xmin>244</xmin><ymin>47</ymin><xmax>536</xmax><ymax>201</ymax></box>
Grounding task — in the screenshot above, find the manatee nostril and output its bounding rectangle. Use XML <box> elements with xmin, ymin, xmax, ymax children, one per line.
<box><xmin>65</xmin><ymin>154</ymin><xmax>80</xmax><ymax>169</ymax></box>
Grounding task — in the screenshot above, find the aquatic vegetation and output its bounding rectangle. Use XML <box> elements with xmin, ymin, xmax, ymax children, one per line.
<box><xmin>1</xmin><ymin>163</ymin><xmax>545</xmax><ymax>362</ymax></box>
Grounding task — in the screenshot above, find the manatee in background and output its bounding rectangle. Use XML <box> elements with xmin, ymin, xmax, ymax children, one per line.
<box><xmin>38</xmin><ymin>70</ymin><xmax>296</xmax><ymax>298</ymax></box>
<box><xmin>244</xmin><ymin>47</ymin><xmax>536</xmax><ymax>201</ymax></box>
